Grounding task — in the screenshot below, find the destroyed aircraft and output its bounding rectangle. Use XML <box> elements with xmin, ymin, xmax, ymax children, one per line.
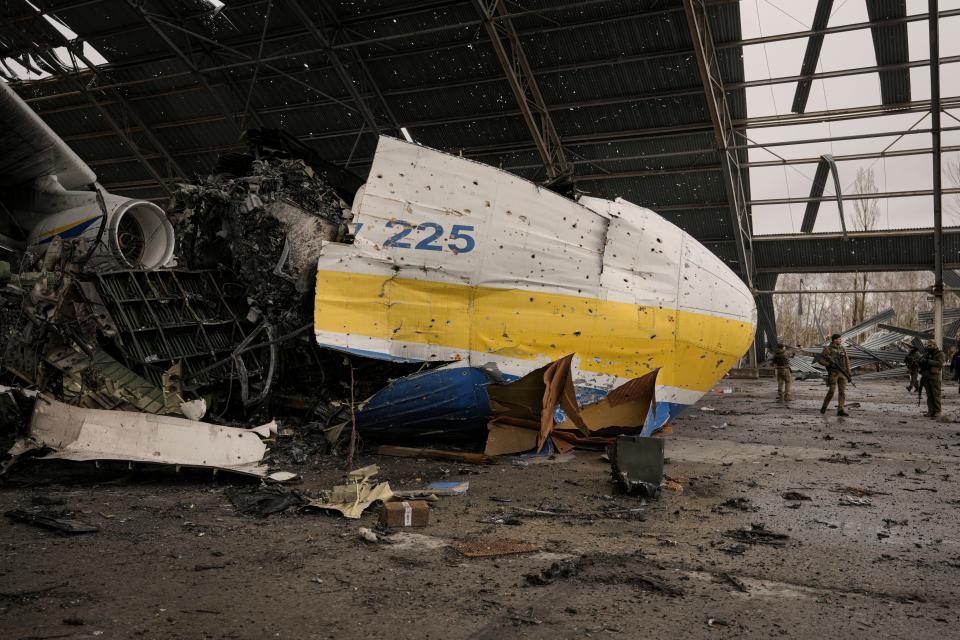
<box><xmin>1</xmin><ymin>69</ymin><xmax>755</xmax><ymax>464</ymax></box>
<box><xmin>313</xmin><ymin>137</ymin><xmax>757</xmax><ymax>445</ymax></box>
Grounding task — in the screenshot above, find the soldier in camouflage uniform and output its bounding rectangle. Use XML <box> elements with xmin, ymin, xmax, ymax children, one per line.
<box><xmin>773</xmin><ymin>341</ymin><xmax>794</xmax><ymax>401</ymax></box>
<box><xmin>919</xmin><ymin>339</ymin><xmax>945</xmax><ymax>418</ymax></box>
<box><xmin>819</xmin><ymin>333</ymin><xmax>851</xmax><ymax>417</ymax></box>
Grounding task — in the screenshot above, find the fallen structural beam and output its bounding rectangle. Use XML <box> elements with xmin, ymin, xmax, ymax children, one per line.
<box><xmin>800</xmin><ymin>155</ymin><xmax>845</xmax><ymax>233</ymax></box>
<box><xmin>375</xmin><ymin>446</ymin><xmax>496</xmax><ymax>465</ymax></box>
<box><xmin>792</xmin><ymin>0</ymin><xmax>835</xmax><ymax>114</ymax></box>
<box><xmin>877</xmin><ymin>323</ymin><xmax>957</xmax><ymax>346</ymax></box>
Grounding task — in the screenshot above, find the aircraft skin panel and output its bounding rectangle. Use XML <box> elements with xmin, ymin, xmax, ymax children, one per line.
<box><xmin>312</xmin><ymin>271</ymin><xmax>750</xmax><ymax>393</ymax></box>
<box><xmin>314</xmin><ymin>136</ymin><xmax>755</xmax><ymax>432</ymax></box>
<box><xmin>35</xmin><ymin>214</ymin><xmax>103</xmax><ymax>244</ymax></box>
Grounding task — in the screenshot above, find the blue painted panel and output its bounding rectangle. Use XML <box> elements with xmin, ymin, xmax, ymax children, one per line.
<box><xmin>356</xmin><ymin>367</ymin><xmax>494</xmax><ymax>442</ymax></box>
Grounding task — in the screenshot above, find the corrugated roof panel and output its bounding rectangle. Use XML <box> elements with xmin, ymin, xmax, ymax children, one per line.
<box><xmin>576</xmin><ymin>170</ymin><xmax>726</xmax><ymax>209</ymax></box>
<box><xmin>754</xmin><ymin>229</ymin><xmax>960</xmax><ymax>273</ymax></box>
<box><xmin>865</xmin><ymin>0</ymin><xmax>911</xmax><ymax>106</ymax></box>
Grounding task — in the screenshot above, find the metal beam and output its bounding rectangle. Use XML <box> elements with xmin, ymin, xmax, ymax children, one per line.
<box><xmin>729</xmin><ymin>55</ymin><xmax>960</xmax><ymax>91</ymax></box>
<box><xmin>129</xmin><ymin>4</ymin><xmax>246</xmax><ymax>139</ymax></box>
<box><xmin>751</xmin><ymin>187</ymin><xmax>960</xmax><ymax>207</ymax></box>
<box><xmin>287</xmin><ymin>0</ymin><xmax>387</xmax><ymax>137</ymax></box>
<box><xmin>792</xmin><ymin>0</ymin><xmax>834</xmax><ymax>114</ymax></box>
<box><xmin>800</xmin><ymin>155</ymin><xmax>844</xmax><ymax>234</ymax></box>
<box><xmin>683</xmin><ymin>0</ymin><xmax>752</xmax><ymax>285</ymax></box>
<box><xmin>745</xmin><ymin>144</ymin><xmax>960</xmax><ymax>168</ymax></box>
<box><xmin>470</xmin><ymin>0</ymin><xmax>571</xmax><ymax>182</ymax></box>
<box><xmin>931</xmin><ymin>0</ymin><xmax>944</xmax><ymax>348</ymax></box>
<box><xmin>732</xmin><ymin>8</ymin><xmax>960</xmax><ymax>48</ymax></box>
<box><xmin>866</xmin><ymin>0</ymin><xmax>911</xmax><ymax>106</ymax></box>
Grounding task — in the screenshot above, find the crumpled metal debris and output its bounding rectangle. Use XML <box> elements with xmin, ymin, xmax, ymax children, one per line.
<box><xmin>225</xmin><ymin>485</ymin><xmax>308</xmax><ymax>517</ymax></box>
<box><xmin>3</xmin><ymin>395</ymin><xmax>283</xmax><ymax>478</ymax></box>
<box><xmin>169</xmin><ymin>156</ymin><xmax>347</xmax><ymax>326</ymax></box>
<box><xmin>306</xmin><ymin>464</ymin><xmax>393</xmax><ymax>519</ymax></box>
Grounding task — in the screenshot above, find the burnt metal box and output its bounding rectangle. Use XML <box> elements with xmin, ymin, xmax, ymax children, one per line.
<box><xmin>611</xmin><ymin>435</ymin><xmax>664</xmax><ymax>498</ymax></box>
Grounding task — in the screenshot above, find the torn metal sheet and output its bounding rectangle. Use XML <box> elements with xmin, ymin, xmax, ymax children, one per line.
<box><xmin>5</xmin><ymin>396</ymin><xmax>274</xmax><ymax>477</ymax></box>
<box><xmin>483</xmin><ymin>363</ymin><xmax>658</xmax><ymax>456</ymax></box>
<box><xmin>314</xmin><ymin>137</ymin><xmax>755</xmax><ymax>436</ymax></box>
<box><xmin>307</xmin><ymin>466</ymin><xmax>393</xmax><ymax>519</ymax></box>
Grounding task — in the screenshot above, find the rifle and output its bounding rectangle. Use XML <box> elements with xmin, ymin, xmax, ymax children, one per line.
<box><xmin>816</xmin><ymin>352</ymin><xmax>855</xmax><ymax>386</ymax></box>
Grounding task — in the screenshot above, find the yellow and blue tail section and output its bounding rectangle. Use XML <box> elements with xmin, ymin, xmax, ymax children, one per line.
<box><xmin>313</xmin><ymin>137</ymin><xmax>756</xmax><ymax>438</ymax></box>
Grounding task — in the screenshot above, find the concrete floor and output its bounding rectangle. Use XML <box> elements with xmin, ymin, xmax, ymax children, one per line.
<box><xmin>1</xmin><ymin>377</ymin><xmax>959</xmax><ymax>639</ymax></box>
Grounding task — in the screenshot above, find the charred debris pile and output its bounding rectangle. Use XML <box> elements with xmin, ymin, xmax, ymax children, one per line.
<box><xmin>0</xmin><ymin>130</ymin><xmax>410</xmax><ymax>470</ymax></box>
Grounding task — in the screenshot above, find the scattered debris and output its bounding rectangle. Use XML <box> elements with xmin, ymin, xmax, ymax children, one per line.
<box><xmin>375</xmin><ymin>446</ymin><xmax>494</xmax><ymax>465</ymax></box>
<box><xmin>782</xmin><ymin>491</ymin><xmax>812</xmax><ymax>501</ymax></box>
<box><xmin>662</xmin><ymin>474</ymin><xmax>687</xmax><ymax>494</ymax></box>
<box><xmin>723</xmin><ymin>524</ymin><xmax>789</xmax><ymax>547</ymax></box>
<box><xmin>818</xmin><ymin>453</ymin><xmax>867</xmax><ymax>464</ymax></box>
<box><xmin>839</xmin><ymin>495</ymin><xmax>873</xmax><ymax>507</ymax></box>
<box><xmin>525</xmin><ymin>558</ymin><xmax>584</xmax><ymax>585</ymax></box>
<box><xmin>835</xmin><ymin>486</ymin><xmax>889</xmax><ymax>497</ymax></box>
<box><xmin>358</xmin><ymin>527</ymin><xmax>379</xmax><ymax>543</ymax></box>
<box><xmin>306</xmin><ymin>465</ymin><xmax>393</xmax><ymax>519</ymax></box>
<box><xmin>717</xmin><ymin>572</ymin><xmax>748</xmax><ymax>593</ymax></box>
<box><xmin>4</xmin><ymin>509</ymin><xmax>98</xmax><ymax>534</ymax></box>
<box><xmin>719</xmin><ymin>497</ymin><xmax>759</xmax><ymax>511</ymax></box>
<box><xmin>451</xmin><ymin>539</ymin><xmax>540</xmax><ymax>558</ymax></box>
<box><xmin>225</xmin><ymin>485</ymin><xmax>308</xmax><ymax>517</ymax></box>
<box><xmin>611</xmin><ymin>435</ymin><xmax>663</xmax><ymax>497</ymax></box>
<box><xmin>380</xmin><ymin>500</ymin><xmax>430</xmax><ymax>528</ymax></box>
<box><xmin>393</xmin><ymin>481</ymin><xmax>469</xmax><ymax>499</ymax></box>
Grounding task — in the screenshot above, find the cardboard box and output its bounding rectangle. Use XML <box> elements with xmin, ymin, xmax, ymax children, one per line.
<box><xmin>380</xmin><ymin>500</ymin><xmax>429</xmax><ymax>528</ymax></box>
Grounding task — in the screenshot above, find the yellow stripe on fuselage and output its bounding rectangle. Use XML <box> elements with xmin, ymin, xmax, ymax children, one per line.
<box><xmin>314</xmin><ymin>270</ymin><xmax>755</xmax><ymax>392</ymax></box>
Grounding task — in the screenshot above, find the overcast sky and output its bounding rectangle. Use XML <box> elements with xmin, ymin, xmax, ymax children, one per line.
<box><xmin>741</xmin><ymin>0</ymin><xmax>960</xmax><ymax>234</ymax></box>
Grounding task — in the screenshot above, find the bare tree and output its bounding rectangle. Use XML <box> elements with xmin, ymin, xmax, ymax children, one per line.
<box><xmin>850</xmin><ymin>167</ymin><xmax>879</xmax><ymax>327</ymax></box>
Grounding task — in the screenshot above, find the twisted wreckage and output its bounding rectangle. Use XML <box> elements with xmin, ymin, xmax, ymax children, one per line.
<box><xmin>0</xmin><ymin>80</ymin><xmax>755</xmax><ymax>476</ymax></box>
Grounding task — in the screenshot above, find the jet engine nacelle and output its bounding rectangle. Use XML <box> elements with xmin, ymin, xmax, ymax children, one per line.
<box><xmin>10</xmin><ymin>178</ymin><xmax>175</xmax><ymax>270</ymax></box>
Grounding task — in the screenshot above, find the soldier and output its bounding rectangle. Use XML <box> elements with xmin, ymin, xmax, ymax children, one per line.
<box><xmin>950</xmin><ymin>347</ymin><xmax>960</xmax><ymax>391</ymax></box>
<box><xmin>818</xmin><ymin>333</ymin><xmax>851</xmax><ymax>417</ymax></box>
<box><xmin>919</xmin><ymin>339</ymin><xmax>945</xmax><ymax>418</ymax></box>
<box><xmin>905</xmin><ymin>346</ymin><xmax>921</xmax><ymax>392</ymax></box>
<box><xmin>773</xmin><ymin>340</ymin><xmax>794</xmax><ymax>401</ymax></box>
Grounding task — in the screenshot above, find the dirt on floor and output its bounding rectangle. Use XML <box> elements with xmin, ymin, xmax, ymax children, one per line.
<box><xmin>1</xmin><ymin>377</ymin><xmax>959</xmax><ymax>639</ymax></box>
